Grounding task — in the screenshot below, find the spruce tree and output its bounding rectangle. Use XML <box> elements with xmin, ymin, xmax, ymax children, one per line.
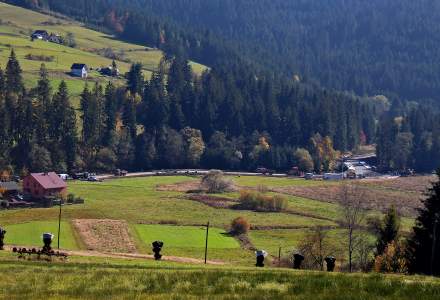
<box><xmin>407</xmin><ymin>170</ymin><xmax>440</xmax><ymax>275</ymax></box>
<box><xmin>104</xmin><ymin>82</ymin><xmax>117</xmax><ymax>147</ymax></box>
<box><xmin>376</xmin><ymin>206</ymin><xmax>400</xmax><ymax>256</ymax></box>
<box><xmin>35</xmin><ymin>64</ymin><xmax>52</xmax><ymax>145</ymax></box>
<box><xmin>5</xmin><ymin>49</ymin><xmax>24</xmax><ymax>94</ymax></box>
<box><xmin>127</xmin><ymin>63</ymin><xmax>144</xmax><ymax>95</ymax></box>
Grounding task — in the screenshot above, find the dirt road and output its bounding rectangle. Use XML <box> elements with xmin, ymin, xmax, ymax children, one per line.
<box><xmin>4</xmin><ymin>245</ymin><xmax>225</xmax><ymax>265</ymax></box>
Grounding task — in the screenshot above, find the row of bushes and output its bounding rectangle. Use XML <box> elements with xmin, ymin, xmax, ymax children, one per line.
<box><xmin>238</xmin><ymin>190</ymin><xmax>288</xmax><ymax>212</ymax></box>
<box><xmin>24</xmin><ymin>53</ymin><xmax>55</xmax><ymax>62</ymax></box>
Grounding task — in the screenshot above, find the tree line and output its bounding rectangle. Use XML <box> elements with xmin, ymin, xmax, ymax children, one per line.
<box><xmin>0</xmin><ymin>50</ymin><xmax>376</xmax><ymax>174</ymax></box>
<box><xmin>376</xmin><ymin>102</ymin><xmax>440</xmax><ymax>173</ymax></box>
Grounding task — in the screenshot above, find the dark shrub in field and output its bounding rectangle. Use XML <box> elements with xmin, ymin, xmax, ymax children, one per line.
<box><xmin>230</xmin><ymin>217</ymin><xmax>250</xmax><ymax>235</ymax></box>
<box><xmin>25</xmin><ymin>54</ymin><xmax>54</xmax><ymax>62</ymax></box>
<box><xmin>238</xmin><ymin>190</ymin><xmax>287</xmax><ymax>212</ymax></box>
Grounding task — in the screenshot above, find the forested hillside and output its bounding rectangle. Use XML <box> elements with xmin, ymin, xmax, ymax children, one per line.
<box><xmin>0</xmin><ymin>50</ymin><xmax>376</xmax><ymax>174</ymax></box>
<box><xmin>7</xmin><ymin>0</ymin><xmax>440</xmax><ymax>105</ymax></box>
<box><xmin>2</xmin><ymin>1</ymin><xmax>440</xmax><ymax>174</ymax></box>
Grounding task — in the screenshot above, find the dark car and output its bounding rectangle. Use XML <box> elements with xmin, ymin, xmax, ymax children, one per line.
<box><xmin>256</xmin><ymin>167</ymin><xmax>274</xmax><ymax>175</ymax></box>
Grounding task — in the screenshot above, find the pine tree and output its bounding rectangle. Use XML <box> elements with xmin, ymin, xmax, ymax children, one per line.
<box><xmin>103</xmin><ymin>82</ymin><xmax>117</xmax><ymax>147</ymax></box>
<box><xmin>376</xmin><ymin>206</ymin><xmax>400</xmax><ymax>256</ymax></box>
<box><xmin>127</xmin><ymin>63</ymin><xmax>144</xmax><ymax>95</ymax></box>
<box><xmin>407</xmin><ymin>170</ymin><xmax>440</xmax><ymax>275</ymax></box>
<box><xmin>34</xmin><ymin>64</ymin><xmax>52</xmax><ymax>145</ymax></box>
<box><xmin>49</xmin><ymin>81</ymin><xmax>72</xmax><ymax>170</ymax></box>
<box><xmin>5</xmin><ymin>49</ymin><xmax>24</xmax><ymax>94</ymax></box>
<box><xmin>122</xmin><ymin>93</ymin><xmax>137</xmax><ymax>140</ymax></box>
<box><xmin>63</xmin><ymin>105</ymin><xmax>78</xmax><ymax>172</ymax></box>
<box><xmin>12</xmin><ymin>92</ymin><xmax>33</xmax><ymax>169</ymax></box>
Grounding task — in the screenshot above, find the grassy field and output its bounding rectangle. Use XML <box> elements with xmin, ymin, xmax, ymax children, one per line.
<box><xmin>0</xmin><ymin>2</ymin><xmax>207</xmax><ymax>102</ymax></box>
<box><xmin>0</xmin><ymin>174</ymin><xmax>426</xmax><ymax>266</ymax></box>
<box><xmin>4</xmin><ymin>221</ymin><xmax>79</xmax><ymax>250</ymax></box>
<box><xmin>0</xmin><ymin>174</ymin><xmax>436</xmax><ymax>298</ymax></box>
<box><xmin>134</xmin><ymin>224</ymin><xmax>239</xmax><ymax>249</ymax></box>
<box><xmin>0</xmin><ymin>252</ymin><xmax>439</xmax><ymax>299</ymax></box>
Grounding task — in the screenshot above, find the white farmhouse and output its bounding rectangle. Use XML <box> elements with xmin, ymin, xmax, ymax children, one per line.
<box><xmin>70</xmin><ymin>63</ymin><xmax>88</xmax><ymax>78</ymax></box>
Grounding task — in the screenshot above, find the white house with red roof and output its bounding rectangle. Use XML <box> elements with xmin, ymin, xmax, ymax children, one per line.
<box><xmin>23</xmin><ymin>172</ymin><xmax>67</xmax><ymax>199</ymax></box>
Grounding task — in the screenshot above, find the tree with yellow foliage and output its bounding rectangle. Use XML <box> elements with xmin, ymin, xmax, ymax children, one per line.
<box><xmin>309</xmin><ymin>133</ymin><xmax>339</xmax><ymax>172</ymax></box>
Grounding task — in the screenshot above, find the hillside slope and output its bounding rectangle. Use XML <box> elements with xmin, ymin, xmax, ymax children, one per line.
<box><xmin>13</xmin><ymin>0</ymin><xmax>440</xmax><ymax>106</ymax></box>
<box><xmin>0</xmin><ymin>2</ymin><xmax>206</xmax><ymax>97</ymax></box>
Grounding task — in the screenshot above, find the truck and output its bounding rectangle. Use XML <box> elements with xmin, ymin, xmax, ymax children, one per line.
<box><xmin>288</xmin><ymin>166</ymin><xmax>303</xmax><ymax>177</ymax></box>
<box><xmin>113</xmin><ymin>169</ymin><xmax>128</xmax><ymax>176</ymax></box>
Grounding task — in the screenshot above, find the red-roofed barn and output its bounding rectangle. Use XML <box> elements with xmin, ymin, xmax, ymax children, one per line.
<box><xmin>23</xmin><ymin>172</ymin><xmax>67</xmax><ymax>199</ymax></box>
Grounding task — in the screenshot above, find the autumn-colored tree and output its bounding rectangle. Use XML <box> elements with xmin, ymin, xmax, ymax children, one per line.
<box><xmin>230</xmin><ymin>217</ymin><xmax>250</xmax><ymax>235</ymax></box>
<box><xmin>181</xmin><ymin>127</ymin><xmax>205</xmax><ymax>167</ymax></box>
<box><xmin>374</xmin><ymin>241</ymin><xmax>408</xmax><ymax>273</ymax></box>
<box><xmin>309</xmin><ymin>133</ymin><xmax>339</xmax><ymax>172</ymax></box>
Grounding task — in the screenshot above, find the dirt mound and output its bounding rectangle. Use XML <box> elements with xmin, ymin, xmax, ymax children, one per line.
<box><xmin>72</xmin><ymin>219</ymin><xmax>137</xmax><ymax>253</ymax></box>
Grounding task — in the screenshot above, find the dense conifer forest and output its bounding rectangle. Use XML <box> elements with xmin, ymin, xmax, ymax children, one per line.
<box><xmin>3</xmin><ymin>0</ymin><xmax>440</xmax><ymax>173</ymax></box>
<box><xmin>0</xmin><ymin>50</ymin><xmax>378</xmax><ymax>173</ymax></box>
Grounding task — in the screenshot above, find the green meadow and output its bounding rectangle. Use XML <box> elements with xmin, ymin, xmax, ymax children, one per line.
<box><xmin>0</xmin><ymin>2</ymin><xmax>207</xmax><ymax>102</ymax></box>
<box><xmin>4</xmin><ymin>221</ymin><xmax>79</xmax><ymax>250</ymax></box>
<box><xmin>0</xmin><ymin>174</ymin><xmax>419</xmax><ymax>264</ymax></box>
<box><xmin>134</xmin><ymin>224</ymin><xmax>239</xmax><ymax>249</ymax></box>
<box><xmin>0</xmin><ymin>252</ymin><xmax>438</xmax><ymax>300</ymax></box>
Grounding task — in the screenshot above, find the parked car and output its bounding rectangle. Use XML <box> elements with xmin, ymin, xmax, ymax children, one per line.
<box><xmin>256</xmin><ymin>167</ymin><xmax>274</xmax><ymax>175</ymax></box>
<box><xmin>58</xmin><ymin>173</ymin><xmax>69</xmax><ymax>181</ymax></box>
<box><xmin>304</xmin><ymin>173</ymin><xmax>314</xmax><ymax>180</ymax></box>
<box><xmin>87</xmin><ymin>176</ymin><xmax>100</xmax><ymax>182</ymax></box>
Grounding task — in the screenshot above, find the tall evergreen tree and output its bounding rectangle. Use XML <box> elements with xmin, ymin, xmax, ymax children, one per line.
<box><xmin>407</xmin><ymin>170</ymin><xmax>440</xmax><ymax>275</ymax></box>
<box><xmin>34</xmin><ymin>64</ymin><xmax>52</xmax><ymax>145</ymax></box>
<box><xmin>127</xmin><ymin>63</ymin><xmax>144</xmax><ymax>95</ymax></box>
<box><xmin>5</xmin><ymin>49</ymin><xmax>24</xmax><ymax>94</ymax></box>
<box><xmin>376</xmin><ymin>206</ymin><xmax>400</xmax><ymax>256</ymax></box>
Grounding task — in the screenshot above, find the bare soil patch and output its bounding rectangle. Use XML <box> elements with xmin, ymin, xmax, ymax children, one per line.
<box><xmin>72</xmin><ymin>219</ymin><xmax>137</xmax><ymax>253</ymax></box>
<box><xmin>361</xmin><ymin>175</ymin><xmax>434</xmax><ymax>193</ymax></box>
<box><xmin>156</xmin><ymin>180</ymin><xmax>202</xmax><ymax>193</ymax></box>
<box><xmin>273</xmin><ymin>177</ymin><xmax>432</xmax><ymax>217</ymax></box>
<box><xmin>235</xmin><ymin>234</ymin><xmax>256</xmax><ymax>251</ymax></box>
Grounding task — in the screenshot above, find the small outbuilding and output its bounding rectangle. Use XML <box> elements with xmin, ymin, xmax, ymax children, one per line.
<box><xmin>71</xmin><ymin>63</ymin><xmax>88</xmax><ymax>78</ymax></box>
<box><xmin>23</xmin><ymin>172</ymin><xmax>67</xmax><ymax>199</ymax></box>
<box><xmin>0</xmin><ymin>181</ymin><xmax>20</xmax><ymax>198</ymax></box>
<box><xmin>31</xmin><ymin>30</ymin><xmax>49</xmax><ymax>40</ymax></box>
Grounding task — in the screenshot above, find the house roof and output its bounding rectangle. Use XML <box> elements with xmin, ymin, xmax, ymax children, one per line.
<box><xmin>30</xmin><ymin>172</ymin><xmax>67</xmax><ymax>190</ymax></box>
<box><xmin>0</xmin><ymin>181</ymin><xmax>19</xmax><ymax>191</ymax></box>
<box><xmin>33</xmin><ymin>30</ymin><xmax>48</xmax><ymax>35</ymax></box>
<box><xmin>71</xmin><ymin>63</ymin><xmax>87</xmax><ymax>70</ymax></box>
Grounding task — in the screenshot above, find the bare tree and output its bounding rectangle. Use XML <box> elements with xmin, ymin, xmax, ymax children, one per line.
<box><xmin>201</xmin><ymin>170</ymin><xmax>233</xmax><ymax>193</ymax></box>
<box><xmin>338</xmin><ymin>184</ymin><xmax>367</xmax><ymax>272</ymax></box>
<box><xmin>298</xmin><ymin>226</ymin><xmax>339</xmax><ymax>270</ymax></box>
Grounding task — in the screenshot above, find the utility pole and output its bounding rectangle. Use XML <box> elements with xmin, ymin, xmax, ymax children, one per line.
<box><xmin>57</xmin><ymin>199</ymin><xmax>62</xmax><ymax>249</ymax></box>
<box><xmin>278</xmin><ymin>247</ymin><xmax>281</xmax><ymax>267</ymax></box>
<box><xmin>204</xmin><ymin>221</ymin><xmax>209</xmax><ymax>264</ymax></box>
<box><xmin>431</xmin><ymin>213</ymin><xmax>439</xmax><ymax>276</ymax></box>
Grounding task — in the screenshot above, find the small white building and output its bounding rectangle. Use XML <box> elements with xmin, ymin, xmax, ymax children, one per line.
<box><xmin>70</xmin><ymin>63</ymin><xmax>88</xmax><ymax>78</ymax></box>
